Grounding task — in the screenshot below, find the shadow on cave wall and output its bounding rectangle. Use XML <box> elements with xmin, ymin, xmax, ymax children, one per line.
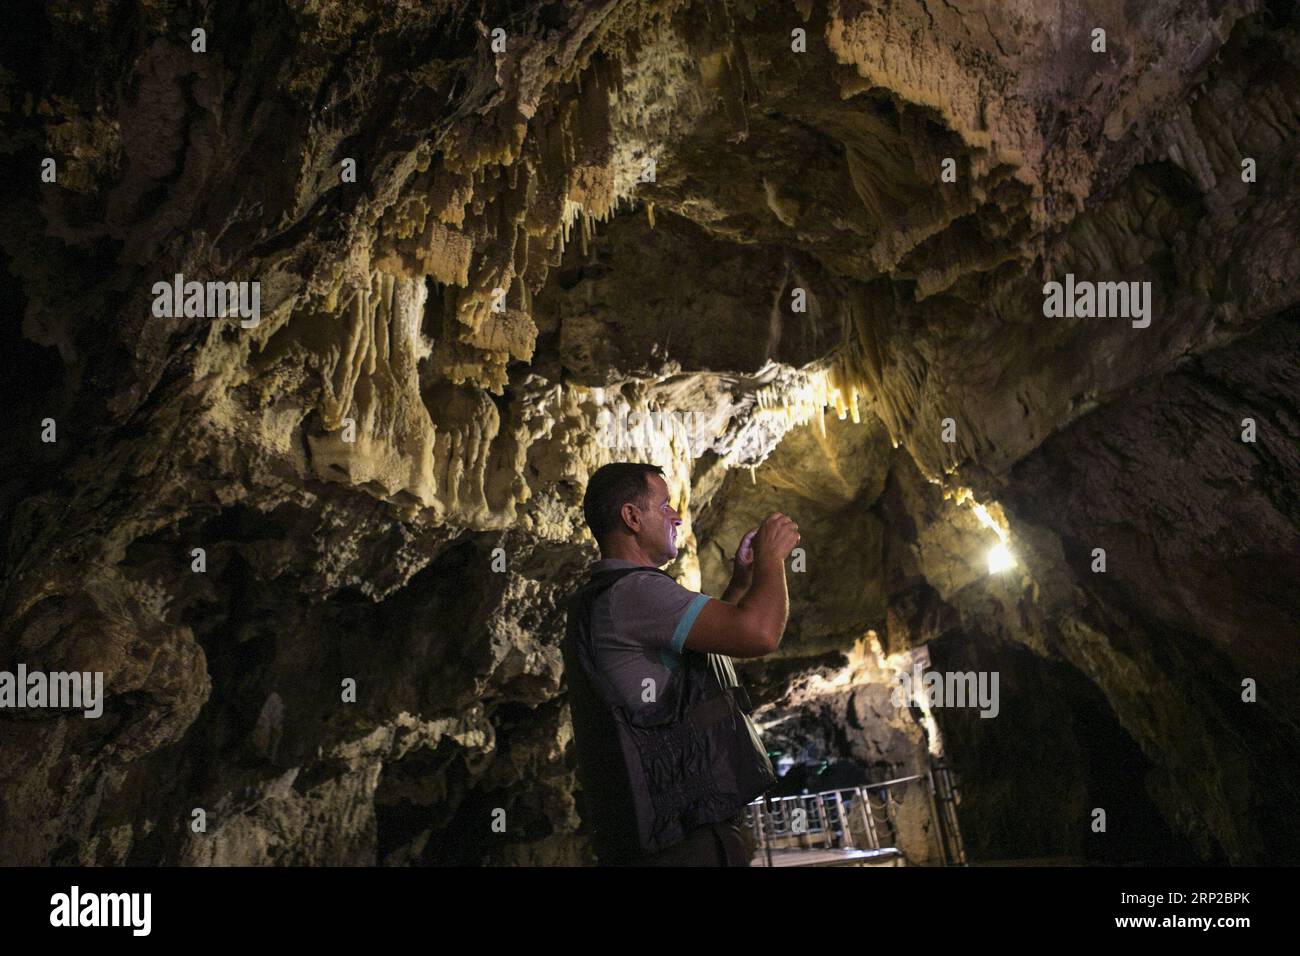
<box><xmin>98</xmin><ymin>506</ymin><xmax>561</xmax><ymax>864</ymax></box>
<box><xmin>928</xmin><ymin>632</ymin><xmax>1204</xmax><ymax>865</ymax></box>
<box><xmin>990</xmin><ymin>310</ymin><xmax>1300</xmax><ymax>864</ymax></box>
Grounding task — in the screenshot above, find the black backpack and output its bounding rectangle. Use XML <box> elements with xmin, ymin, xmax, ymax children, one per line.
<box><xmin>562</xmin><ymin>566</ymin><xmax>777</xmax><ymax>862</ymax></box>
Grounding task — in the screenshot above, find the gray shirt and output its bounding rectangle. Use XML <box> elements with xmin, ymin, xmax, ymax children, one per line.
<box><xmin>587</xmin><ymin>558</ymin><xmax>712</xmax><ymax>714</ymax></box>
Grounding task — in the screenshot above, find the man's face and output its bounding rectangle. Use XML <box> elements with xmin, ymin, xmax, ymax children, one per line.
<box><xmin>638</xmin><ymin>473</ymin><xmax>682</xmax><ymax>565</ymax></box>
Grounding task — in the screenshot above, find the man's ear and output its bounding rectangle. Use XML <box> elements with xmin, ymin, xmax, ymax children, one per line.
<box><xmin>620</xmin><ymin>501</ymin><xmax>642</xmax><ymax>533</ymax></box>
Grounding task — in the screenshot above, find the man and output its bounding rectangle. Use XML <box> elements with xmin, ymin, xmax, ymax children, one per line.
<box><xmin>562</xmin><ymin>462</ymin><xmax>801</xmax><ymax>866</ymax></box>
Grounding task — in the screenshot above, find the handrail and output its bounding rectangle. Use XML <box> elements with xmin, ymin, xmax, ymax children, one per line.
<box><xmin>743</xmin><ymin>763</ymin><xmax>965</xmax><ymax>865</ymax></box>
<box><xmin>860</xmin><ymin>773</ymin><xmax>926</xmax><ymax>789</ymax></box>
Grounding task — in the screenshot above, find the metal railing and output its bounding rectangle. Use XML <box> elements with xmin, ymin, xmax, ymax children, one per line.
<box><xmin>743</xmin><ymin>759</ymin><xmax>967</xmax><ymax>865</ymax></box>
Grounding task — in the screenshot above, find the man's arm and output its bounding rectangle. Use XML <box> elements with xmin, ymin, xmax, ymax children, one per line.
<box><xmin>722</xmin><ymin>567</ymin><xmax>754</xmax><ymax>606</ymax></box>
<box><xmin>682</xmin><ymin>514</ymin><xmax>800</xmax><ymax>658</ymax></box>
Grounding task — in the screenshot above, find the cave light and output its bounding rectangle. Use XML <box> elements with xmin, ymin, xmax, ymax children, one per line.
<box><xmin>987</xmin><ymin>542</ymin><xmax>1016</xmax><ymax>574</ymax></box>
<box><xmin>959</xmin><ymin>491</ymin><xmax>1018</xmax><ymax>576</ymax></box>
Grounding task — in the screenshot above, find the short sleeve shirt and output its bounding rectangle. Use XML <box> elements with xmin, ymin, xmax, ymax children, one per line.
<box><xmin>587</xmin><ymin>559</ymin><xmax>711</xmax><ymax>714</ymax></box>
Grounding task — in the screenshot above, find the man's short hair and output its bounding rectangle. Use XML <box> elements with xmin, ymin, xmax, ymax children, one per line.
<box><xmin>583</xmin><ymin>462</ymin><xmax>666</xmax><ymax>547</ymax></box>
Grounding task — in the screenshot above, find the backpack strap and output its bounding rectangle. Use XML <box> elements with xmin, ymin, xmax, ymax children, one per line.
<box><xmin>708</xmin><ymin>650</ymin><xmax>755</xmax><ymax>714</ymax></box>
<box><xmin>567</xmin><ymin>566</ymin><xmax>671</xmax><ymax>714</ymax></box>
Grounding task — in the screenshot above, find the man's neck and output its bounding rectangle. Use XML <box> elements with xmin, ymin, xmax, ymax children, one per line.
<box><xmin>600</xmin><ymin>540</ymin><xmax>661</xmax><ymax>567</ymax></box>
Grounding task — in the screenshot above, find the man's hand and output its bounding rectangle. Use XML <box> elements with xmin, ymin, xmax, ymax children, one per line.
<box><xmin>734</xmin><ymin>528</ymin><xmax>757</xmax><ymax>576</ymax></box>
<box><xmin>721</xmin><ymin>528</ymin><xmax>759</xmax><ymax>604</ymax></box>
<box><xmin>753</xmin><ymin>512</ymin><xmax>800</xmax><ymax>564</ymax></box>
<box><xmin>688</xmin><ymin>515</ymin><xmax>798</xmax><ymax>655</ymax></box>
